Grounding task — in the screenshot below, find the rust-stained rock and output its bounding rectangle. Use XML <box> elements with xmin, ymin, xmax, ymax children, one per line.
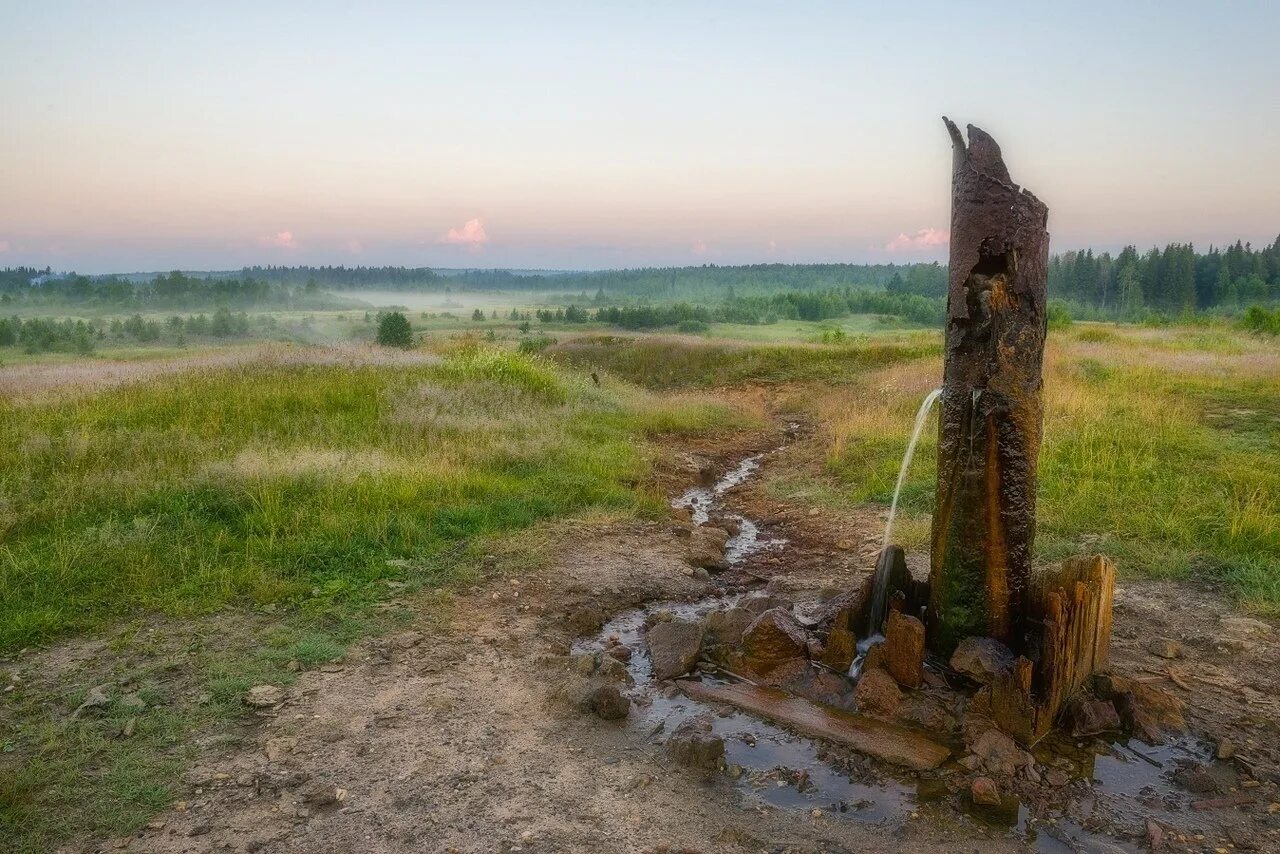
<box><xmin>950</xmin><ymin>636</ymin><xmax>1015</xmax><ymax>684</ymax></box>
<box><xmin>677</xmin><ymin>680</ymin><xmax>950</xmax><ymax>771</ymax></box>
<box><xmin>1063</xmin><ymin>697</ymin><xmax>1121</xmax><ymax>736</ymax></box>
<box><xmin>853</xmin><ymin>667</ymin><xmax>901</xmax><ymax>717</ymax></box>
<box><xmin>740</xmin><ymin>607</ymin><xmax>808</xmax><ymax>675</ymax></box>
<box><xmin>821</xmin><ymin>626</ymin><xmax>856</xmax><ymax>673</ymax></box>
<box><xmin>969</xmin><ymin>728</ymin><xmax>1033</xmax><ymax>778</ymax></box>
<box><xmin>884</xmin><ymin>611</ymin><xmax>925</xmax><ymax>688</ymax></box>
<box><xmin>1094</xmin><ymin>672</ymin><xmax>1185</xmax><ymax>744</ymax></box>
<box><xmin>970</xmin><ymin>776</ymin><xmax>1001</xmax><ymax>806</ymax></box>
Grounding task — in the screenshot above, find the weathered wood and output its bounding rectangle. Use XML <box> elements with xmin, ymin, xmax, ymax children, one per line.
<box><xmin>928</xmin><ymin>118</ymin><xmax>1050</xmax><ymax>657</ymax></box>
<box><xmin>676</xmin><ymin>679</ymin><xmax>951</xmax><ymax>770</ymax></box>
<box><xmin>990</xmin><ymin>555</ymin><xmax>1116</xmax><ymax>744</ymax></box>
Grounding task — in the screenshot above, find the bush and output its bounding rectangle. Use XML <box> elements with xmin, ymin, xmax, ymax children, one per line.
<box><xmin>376</xmin><ymin>311</ymin><xmax>414</xmax><ymax>348</ymax></box>
<box><xmin>1239</xmin><ymin>305</ymin><xmax>1280</xmax><ymax>336</ymax></box>
<box><xmin>1046</xmin><ymin>299</ymin><xmax>1073</xmax><ymax>331</ymax></box>
<box><xmin>675</xmin><ymin>319</ymin><xmax>710</xmax><ymax>334</ymax></box>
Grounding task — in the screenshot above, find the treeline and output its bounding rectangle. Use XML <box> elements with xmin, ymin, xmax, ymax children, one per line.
<box><xmin>0</xmin><ymin>269</ymin><xmax>345</xmax><ymax>310</ymax></box>
<box><xmin>0</xmin><ymin>308</ymin><xmax>256</xmax><ymax>354</ymax></box>
<box><xmin>236</xmin><ymin>262</ymin><xmax>942</xmax><ymax>299</ymax></box>
<box><xmin>1050</xmin><ymin>238</ymin><xmax>1280</xmax><ymax>316</ymax></box>
<box><xmin>472</xmin><ymin>288</ymin><xmax>944</xmax><ymax>331</ymax></box>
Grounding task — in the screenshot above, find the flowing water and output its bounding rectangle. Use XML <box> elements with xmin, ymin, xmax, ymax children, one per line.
<box><xmin>577</xmin><ymin>442</ymin><xmax>1220</xmax><ymax>849</ymax></box>
<box><xmin>852</xmin><ymin>388</ymin><xmax>942</xmax><ymax>677</ymax></box>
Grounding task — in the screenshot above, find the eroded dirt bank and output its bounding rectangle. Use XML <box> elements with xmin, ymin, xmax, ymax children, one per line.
<box><xmin>69</xmin><ymin>425</ymin><xmax>1280</xmax><ymax>854</ymax></box>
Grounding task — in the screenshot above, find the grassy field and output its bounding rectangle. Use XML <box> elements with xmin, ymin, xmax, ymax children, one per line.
<box><xmin>0</xmin><ymin>342</ymin><xmax>740</xmax><ymax>850</ymax></box>
<box><xmin>2</xmin><ymin>314</ymin><xmax>1277</xmax><ymax>850</ymax></box>
<box><xmin>800</xmin><ymin>322</ymin><xmax>1280</xmax><ymax>614</ymax></box>
<box><xmin>0</xmin><ymin>344</ymin><xmax>735</xmax><ymax>650</ymax></box>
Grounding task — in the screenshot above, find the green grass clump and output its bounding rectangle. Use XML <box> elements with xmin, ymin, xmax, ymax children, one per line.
<box><xmin>0</xmin><ymin>347</ymin><xmax>733</xmax><ymax>650</ymax></box>
<box><xmin>547</xmin><ymin>332</ymin><xmax>941</xmax><ymax>389</ymax></box>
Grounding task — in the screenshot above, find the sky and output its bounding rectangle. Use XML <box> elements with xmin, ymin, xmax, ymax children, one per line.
<box><xmin>1</xmin><ymin>1</ymin><xmax>1278</xmax><ymax>273</ymax></box>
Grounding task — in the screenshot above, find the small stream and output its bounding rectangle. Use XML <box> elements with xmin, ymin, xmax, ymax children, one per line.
<box><xmin>575</xmin><ymin>446</ymin><xmax>1223</xmax><ymax>849</ymax></box>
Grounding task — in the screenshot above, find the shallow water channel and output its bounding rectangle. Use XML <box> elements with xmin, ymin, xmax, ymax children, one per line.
<box><xmin>574</xmin><ymin>450</ymin><xmax>1221</xmax><ymax>850</ymax></box>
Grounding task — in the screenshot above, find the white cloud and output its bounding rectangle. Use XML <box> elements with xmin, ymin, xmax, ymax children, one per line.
<box><xmin>442</xmin><ymin>218</ymin><xmax>488</xmax><ymax>247</ymax></box>
<box><xmin>258</xmin><ymin>230</ymin><xmax>299</xmax><ymax>249</ymax></box>
<box><xmin>885</xmin><ymin>227</ymin><xmax>948</xmax><ymax>253</ymax></box>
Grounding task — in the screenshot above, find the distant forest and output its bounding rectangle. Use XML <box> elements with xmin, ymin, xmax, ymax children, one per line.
<box><xmin>3</xmin><ymin>237</ymin><xmax>1277</xmax><ymax>322</ymax></box>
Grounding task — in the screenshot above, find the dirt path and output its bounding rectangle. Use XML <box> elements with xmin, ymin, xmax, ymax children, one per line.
<box><xmin>81</xmin><ymin>430</ymin><xmax>1280</xmax><ymax>854</ymax></box>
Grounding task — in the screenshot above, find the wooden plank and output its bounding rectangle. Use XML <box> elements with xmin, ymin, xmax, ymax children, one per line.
<box><xmin>676</xmin><ymin>680</ymin><xmax>951</xmax><ymax>771</ymax></box>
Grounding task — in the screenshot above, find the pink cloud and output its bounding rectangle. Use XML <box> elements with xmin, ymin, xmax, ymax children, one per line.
<box><xmin>885</xmin><ymin>228</ymin><xmax>948</xmax><ymax>253</ymax></box>
<box><xmin>0</xmin><ymin>240</ymin><xmax>9</xmax><ymax>253</ymax></box>
<box><xmin>258</xmin><ymin>230</ymin><xmax>299</xmax><ymax>249</ymax></box>
<box><xmin>345</xmin><ymin>239</ymin><xmax>364</xmax><ymax>254</ymax></box>
<box><xmin>442</xmin><ymin>217</ymin><xmax>488</xmax><ymax>247</ymax></box>
<box><xmin>691</xmin><ymin>240</ymin><xmax>708</xmax><ymax>255</ymax></box>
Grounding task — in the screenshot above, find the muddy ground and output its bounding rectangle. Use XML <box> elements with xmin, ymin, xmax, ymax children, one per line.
<box><xmin>27</xmin><ymin>425</ymin><xmax>1280</xmax><ymax>853</ymax></box>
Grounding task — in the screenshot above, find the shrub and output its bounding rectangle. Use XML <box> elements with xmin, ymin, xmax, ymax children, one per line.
<box><xmin>376</xmin><ymin>311</ymin><xmax>414</xmax><ymax>348</ymax></box>
<box><xmin>676</xmin><ymin>319</ymin><xmax>710</xmax><ymax>334</ymax></box>
<box><xmin>1047</xmin><ymin>299</ymin><xmax>1074</xmax><ymax>331</ymax></box>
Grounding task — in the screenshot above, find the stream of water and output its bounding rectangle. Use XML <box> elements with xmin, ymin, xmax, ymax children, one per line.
<box><xmin>575</xmin><ymin>442</ymin><xmax>1218</xmax><ymax>849</ymax></box>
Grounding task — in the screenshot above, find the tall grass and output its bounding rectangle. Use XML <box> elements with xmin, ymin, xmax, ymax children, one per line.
<box><xmin>817</xmin><ymin>328</ymin><xmax>1280</xmax><ymax>613</ymax></box>
<box><xmin>546</xmin><ymin>332</ymin><xmax>941</xmax><ymax>388</ymax></box>
<box><xmin>0</xmin><ymin>346</ymin><xmax>735</xmax><ymax>650</ymax></box>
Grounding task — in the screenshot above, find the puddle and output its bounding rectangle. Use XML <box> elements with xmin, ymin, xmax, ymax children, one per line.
<box><xmin>579</xmin><ymin>449</ymin><xmax>1227</xmax><ymax>847</ymax></box>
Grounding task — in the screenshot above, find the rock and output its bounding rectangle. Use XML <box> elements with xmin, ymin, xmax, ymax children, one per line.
<box><xmin>593</xmin><ymin>654</ymin><xmax>633</xmax><ymax>685</ymax></box>
<box><xmin>883</xmin><ymin>611</ymin><xmax>924</xmax><ymax>689</ymax></box>
<box><xmin>1146</xmin><ymin>820</ymin><xmax>1164</xmax><ymax>852</ymax></box>
<box><xmin>71</xmin><ymin>684</ymin><xmax>111</xmax><ymax>719</ymax></box>
<box><xmin>120</xmin><ymin>717</ymin><xmax>137</xmax><ymax>739</ymax></box>
<box><xmin>821</xmin><ymin>626</ymin><xmax>856</xmax><ymax>673</ymax></box>
<box><xmin>666</xmin><ymin>715</ymin><xmax>724</xmax><ymax>770</ymax></box>
<box><xmin>686</xmin><ymin>526</ymin><xmax>730</xmax><ymax>569</ymax></box>
<box><xmin>1216</xmin><ymin>739</ymin><xmax>1235</xmax><ymax>760</ymax></box>
<box><xmin>1146</xmin><ymin>637</ymin><xmax>1183</xmax><ymax>659</ymax></box>
<box><xmin>580</xmin><ymin>682</ymin><xmax>630</xmax><ymax>720</ymax></box>
<box><xmin>647</xmin><ymin>619</ymin><xmax>704</xmax><ymax>680</ymax></box>
<box><xmin>970</xmin><ymin>777</ymin><xmax>1001</xmax><ymax>806</ymax></box>
<box><xmin>805</xmin><ymin>587</ymin><xmax>866</xmax><ymax>631</ymax></box>
<box><xmin>853</xmin><ymin>667</ymin><xmax>901</xmax><ymax>717</ymax></box>
<box><xmin>604</xmin><ymin>644</ymin><xmax>632</xmax><ymax>663</ymax></box>
<box><xmin>1064</xmin><ymin>697</ymin><xmax>1122</xmax><ymax>736</ymax></box>
<box><xmin>299</xmin><ymin>781</ymin><xmax>347</xmax><ymax>806</ymax></box>
<box><xmin>1094</xmin><ymin>673</ymin><xmax>1185</xmax><ymax>744</ymax></box>
<box><xmin>791</xmin><ymin>670</ymin><xmax>851</xmax><ymax>708</ymax></box>
<box><xmin>1173</xmin><ymin>764</ymin><xmax>1219</xmax><ymax>794</ymax></box>
<box><xmin>244</xmin><ymin>685</ymin><xmax>284</xmax><ymax>708</ymax></box>
<box><xmin>970</xmin><ymin>729</ymin><xmax>1033</xmax><ymax>778</ymax></box>
<box><xmin>740</xmin><ymin>608</ymin><xmax>808</xmax><ymax>675</ymax></box>
<box><xmin>264</xmin><ymin>737</ymin><xmax>299</xmax><ymax>762</ymax></box>
<box><xmin>566</xmin><ymin>605</ymin><xmax>606</xmax><ymax>636</ymax></box>
<box><xmin>949</xmin><ymin>637</ymin><xmax>1015</xmax><ymax>684</ymax></box>
<box><xmin>740</xmin><ymin>593</ymin><xmax>793</xmax><ymax>617</ymax></box>
<box><xmin>703</xmin><ymin>607</ymin><xmax>755</xmax><ymax>647</ymax></box>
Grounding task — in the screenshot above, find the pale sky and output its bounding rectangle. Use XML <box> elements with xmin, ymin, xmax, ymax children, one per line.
<box><xmin>2</xmin><ymin>1</ymin><xmax>1278</xmax><ymax>273</ymax></box>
